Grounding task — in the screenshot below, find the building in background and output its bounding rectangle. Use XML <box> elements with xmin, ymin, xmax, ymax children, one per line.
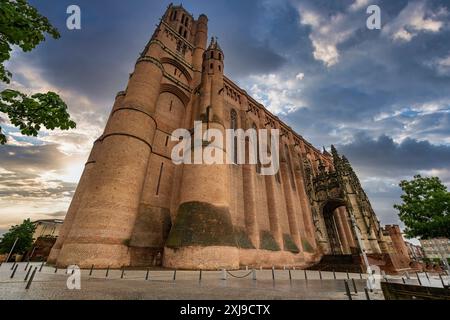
<box><xmin>28</xmin><ymin>219</ymin><xmax>64</xmax><ymax>261</ymax></box>
<box><xmin>32</xmin><ymin>219</ymin><xmax>64</xmax><ymax>239</ymax></box>
<box><xmin>420</xmin><ymin>238</ymin><xmax>450</xmax><ymax>262</ymax></box>
<box><xmin>405</xmin><ymin>242</ymin><xmax>424</xmax><ymax>261</ymax></box>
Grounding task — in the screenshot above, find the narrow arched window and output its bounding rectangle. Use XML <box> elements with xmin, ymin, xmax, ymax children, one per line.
<box><xmin>253</xmin><ymin>123</ymin><xmax>261</xmax><ymax>173</ymax></box>
<box><xmin>285</xmin><ymin>145</ymin><xmax>296</xmax><ymax>189</ymax></box>
<box><xmin>231</xmin><ymin>110</ymin><xmax>238</xmax><ymax>164</ymax></box>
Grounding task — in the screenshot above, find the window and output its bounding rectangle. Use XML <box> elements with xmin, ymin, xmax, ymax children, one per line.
<box><xmin>184</xmin><ymin>18</ymin><xmax>189</xmax><ymax>27</ymax></box>
<box><xmin>218</xmin><ymin>65</ymin><xmax>221</xmax><ymax>71</ymax></box>
<box><xmin>219</xmin><ymin>53</ymin><xmax>222</xmax><ymax>60</ymax></box>
<box><xmin>253</xmin><ymin>123</ymin><xmax>261</xmax><ymax>174</ymax></box>
<box><xmin>210</xmin><ymin>63</ymin><xmax>213</xmax><ymax>70</ymax></box>
<box><xmin>211</xmin><ymin>51</ymin><xmax>214</xmax><ymax>59</ymax></box>
<box><xmin>183</xmin><ymin>30</ymin><xmax>187</xmax><ymax>38</ymax></box>
<box><xmin>156</xmin><ymin>163</ymin><xmax>164</xmax><ymax>195</ymax></box>
<box><xmin>231</xmin><ymin>110</ymin><xmax>238</xmax><ymax>164</ymax></box>
<box><xmin>285</xmin><ymin>145</ymin><xmax>296</xmax><ymax>189</ymax></box>
<box><xmin>178</xmin><ymin>26</ymin><xmax>183</xmax><ymax>35</ymax></box>
<box><xmin>181</xmin><ymin>14</ymin><xmax>185</xmax><ymax>24</ymax></box>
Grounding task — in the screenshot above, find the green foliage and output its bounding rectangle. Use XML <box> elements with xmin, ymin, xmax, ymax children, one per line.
<box><xmin>0</xmin><ymin>0</ymin><xmax>59</xmax><ymax>83</ymax></box>
<box><xmin>394</xmin><ymin>175</ymin><xmax>450</xmax><ymax>239</ymax></box>
<box><xmin>0</xmin><ymin>90</ymin><xmax>76</xmax><ymax>143</ymax></box>
<box><xmin>0</xmin><ymin>0</ymin><xmax>76</xmax><ymax>143</ymax></box>
<box><xmin>0</xmin><ymin>218</ymin><xmax>36</xmax><ymax>255</ymax></box>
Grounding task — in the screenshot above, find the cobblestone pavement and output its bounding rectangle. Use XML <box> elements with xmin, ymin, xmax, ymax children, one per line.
<box><xmin>0</xmin><ymin>262</ymin><xmax>392</xmax><ymax>300</ymax></box>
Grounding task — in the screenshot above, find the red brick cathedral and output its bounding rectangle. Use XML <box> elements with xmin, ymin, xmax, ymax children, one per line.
<box><xmin>48</xmin><ymin>4</ymin><xmax>410</xmax><ymax>271</ymax></box>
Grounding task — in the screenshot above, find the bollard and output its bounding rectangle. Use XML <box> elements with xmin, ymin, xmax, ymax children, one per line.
<box><xmin>416</xmin><ymin>272</ymin><xmax>422</xmax><ymax>286</ymax></box>
<box><xmin>146</xmin><ymin>268</ymin><xmax>150</xmax><ymax>281</ymax></box>
<box><xmin>333</xmin><ymin>270</ymin><xmax>336</xmax><ymax>279</ymax></box>
<box><xmin>304</xmin><ymin>270</ymin><xmax>308</xmax><ymax>280</ymax></box>
<box><xmin>106</xmin><ymin>266</ymin><xmax>110</xmax><ymax>278</ymax></box>
<box><xmin>402</xmin><ymin>277</ymin><xmax>406</xmax><ymax>284</ymax></box>
<box><xmin>271</xmin><ymin>267</ymin><xmax>275</xmax><ymax>281</ymax></box>
<box><xmin>39</xmin><ymin>262</ymin><xmax>44</xmax><ymax>272</ymax></box>
<box><xmin>173</xmin><ymin>269</ymin><xmax>177</xmax><ymax>281</ymax></box>
<box><xmin>89</xmin><ymin>264</ymin><xmax>94</xmax><ymax>276</ymax></box>
<box><xmin>319</xmin><ymin>270</ymin><xmax>322</xmax><ymax>280</ymax></box>
<box><xmin>25</xmin><ymin>267</ymin><xmax>37</xmax><ymax>290</ymax></box>
<box><xmin>121</xmin><ymin>267</ymin><xmax>125</xmax><ymax>279</ymax></box>
<box><xmin>10</xmin><ymin>264</ymin><xmax>18</xmax><ymax>279</ymax></box>
<box><xmin>24</xmin><ymin>261</ymin><xmax>30</xmax><ymax>271</ymax></box>
<box><xmin>425</xmin><ymin>272</ymin><xmax>429</xmax><ymax>281</ymax></box>
<box><xmin>439</xmin><ymin>273</ymin><xmax>445</xmax><ymax>288</ymax></box>
<box><xmin>54</xmin><ymin>266</ymin><xmax>58</xmax><ymax>273</ymax></box>
<box><xmin>288</xmin><ymin>269</ymin><xmax>292</xmax><ymax>281</ymax></box>
<box><xmin>199</xmin><ymin>269</ymin><xmax>202</xmax><ymax>282</ymax></box>
<box><xmin>359</xmin><ymin>273</ymin><xmax>363</xmax><ymax>280</ymax></box>
<box><xmin>252</xmin><ymin>269</ymin><xmax>257</xmax><ymax>281</ymax></box>
<box><xmin>351</xmin><ymin>278</ymin><xmax>358</xmax><ymax>294</ymax></box>
<box><xmin>11</xmin><ymin>262</ymin><xmax>16</xmax><ymax>271</ymax></box>
<box><xmin>406</xmin><ymin>271</ymin><xmax>410</xmax><ymax>279</ymax></box>
<box><xmin>364</xmin><ymin>287</ymin><xmax>370</xmax><ymax>300</ymax></box>
<box><xmin>72</xmin><ymin>268</ymin><xmax>75</xmax><ymax>275</ymax></box>
<box><xmin>24</xmin><ymin>266</ymin><xmax>32</xmax><ymax>281</ymax></box>
<box><xmin>344</xmin><ymin>280</ymin><xmax>352</xmax><ymax>300</ymax></box>
<box><xmin>346</xmin><ymin>270</ymin><xmax>350</xmax><ymax>279</ymax></box>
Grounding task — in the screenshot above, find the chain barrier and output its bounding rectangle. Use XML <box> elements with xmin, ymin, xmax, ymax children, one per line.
<box><xmin>226</xmin><ymin>270</ymin><xmax>253</xmax><ymax>278</ymax></box>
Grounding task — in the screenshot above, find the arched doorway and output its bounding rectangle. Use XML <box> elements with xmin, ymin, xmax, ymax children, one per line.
<box><xmin>322</xmin><ymin>200</ymin><xmax>346</xmax><ymax>255</ymax></box>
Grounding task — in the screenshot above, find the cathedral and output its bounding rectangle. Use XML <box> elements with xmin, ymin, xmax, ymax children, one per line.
<box><xmin>48</xmin><ymin>4</ymin><xmax>410</xmax><ymax>271</ymax></box>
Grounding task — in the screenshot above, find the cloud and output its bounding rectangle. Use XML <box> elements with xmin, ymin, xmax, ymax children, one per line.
<box><xmin>338</xmin><ymin>134</ymin><xmax>450</xmax><ymax>184</ymax></box>
<box><xmin>383</xmin><ymin>1</ymin><xmax>447</xmax><ymax>42</ymax></box>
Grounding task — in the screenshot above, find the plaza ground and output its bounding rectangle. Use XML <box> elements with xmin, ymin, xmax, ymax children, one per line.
<box><xmin>0</xmin><ymin>262</ymin><xmax>446</xmax><ymax>300</ymax></box>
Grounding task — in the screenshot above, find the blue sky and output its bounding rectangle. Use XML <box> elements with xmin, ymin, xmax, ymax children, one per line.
<box><xmin>0</xmin><ymin>0</ymin><xmax>449</xmax><ymax>238</ymax></box>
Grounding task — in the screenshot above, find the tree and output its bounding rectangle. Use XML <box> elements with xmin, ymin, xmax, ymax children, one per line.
<box><xmin>0</xmin><ymin>218</ymin><xmax>36</xmax><ymax>255</ymax></box>
<box><xmin>394</xmin><ymin>175</ymin><xmax>450</xmax><ymax>239</ymax></box>
<box><xmin>0</xmin><ymin>0</ymin><xmax>76</xmax><ymax>144</ymax></box>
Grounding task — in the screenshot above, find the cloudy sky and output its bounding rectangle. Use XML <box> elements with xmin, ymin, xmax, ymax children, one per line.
<box><xmin>0</xmin><ymin>0</ymin><xmax>449</xmax><ymax>239</ymax></box>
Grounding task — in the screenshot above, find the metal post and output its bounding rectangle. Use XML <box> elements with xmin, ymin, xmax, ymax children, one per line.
<box><xmin>344</xmin><ymin>280</ymin><xmax>352</xmax><ymax>300</ymax></box>
<box><xmin>359</xmin><ymin>272</ymin><xmax>363</xmax><ymax>280</ymax></box>
<box><xmin>439</xmin><ymin>273</ymin><xmax>445</xmax><ymax>288</ymax></box>
<box><xmin>173</xmin><ymin>269</ymin><xmax>177</xmax><ymax>281</ymax></box>
<box><xmin>402</xmin><ymin>277</ymin><xmax>406</xmax><ymax>284</ymax></box>
<box><xmin>24</xmin><ymin>261</ymin><xmax>30</xmax><ymax>271</ymax></box>
<box><xmin>346</xmin><ymin>270</ymin><xmax>350</xmax><ymax>279</ymax></box>
<box><xmin>288</xmin><ymin>269</ymin><xmax>292</xmax><ymax>281</ymax></box>
<box><xmin>54</xmin><ymin>266</ymin><xmax>58</xmax><ymax>273</ymax></box>
<box><xmin>25</xmin><ymin>267</ymin><xmax>37</xmax><ymax>290</ymax></box>
<box><xmin>24</xmin><ymin>266</ymin><xmax>32</xmax><ymax>281</ymax></box>
<box><xmin>10</xmin><ymin>264</ymin><xmax>18</xmax><ymax>278</ymax></box>
<box><xmin>333</xmin><ymin>269</ymin><xmax>336</xmax><ymax>279</ymax></box>
<box><xmin>319</xmin><ymin>270</ymin><xmax>322</xmax><ymax>280</ymax></box>
<box><xmin>252</xmin><ymin>269</ymin><xmax>257</xmax><ymax>281</ymax></box>
<box><xmin>6</xmin><ymin>237</ymin><xmax>19</xmax><ymax>264</ymax></box>
<box><xmin>121</xmin><ymin>267</ymin><xmax>125</xmax><ymax>279</ymax></box>
<box><xmin>304</xmin><ymin>270</ymin><xmax>308</xmax><ymax>280</ymax></box>
<box><xmin>364</xmin><ymin>287</ymin><xmax>370</xmax><ymax>300</ymax></box>
<box><xmin>416</xmin><ymin>272</ymin><xmax>422</xmax><ymax>286</ymax></box>
<box><xmin>10</xmin><ymin>261</ymin><xmax>16</xmax><ymax>270</ymax></box>
<box><xmin>351</xmin><ymin>278</ymin><xmax>358</xmax><ymax>293</ymax></box>
<box><xmin>106</xmin><ymin>266</ymin><xmax>110</xmax><ymax>278</ymax></box>
<box><xmin>272</xmin><ymin>266</ymin><xmax>275</xmax><ymax>281</ymax></box>
<box><xmin>39</xmin><ymin>262</ymin><xmax>44</xmax><ymax>272</ymax></box>
<box><xmin>199</xmin><ymin>269</ymin><xmax>202</xmax><ymax>282</ymax></box>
